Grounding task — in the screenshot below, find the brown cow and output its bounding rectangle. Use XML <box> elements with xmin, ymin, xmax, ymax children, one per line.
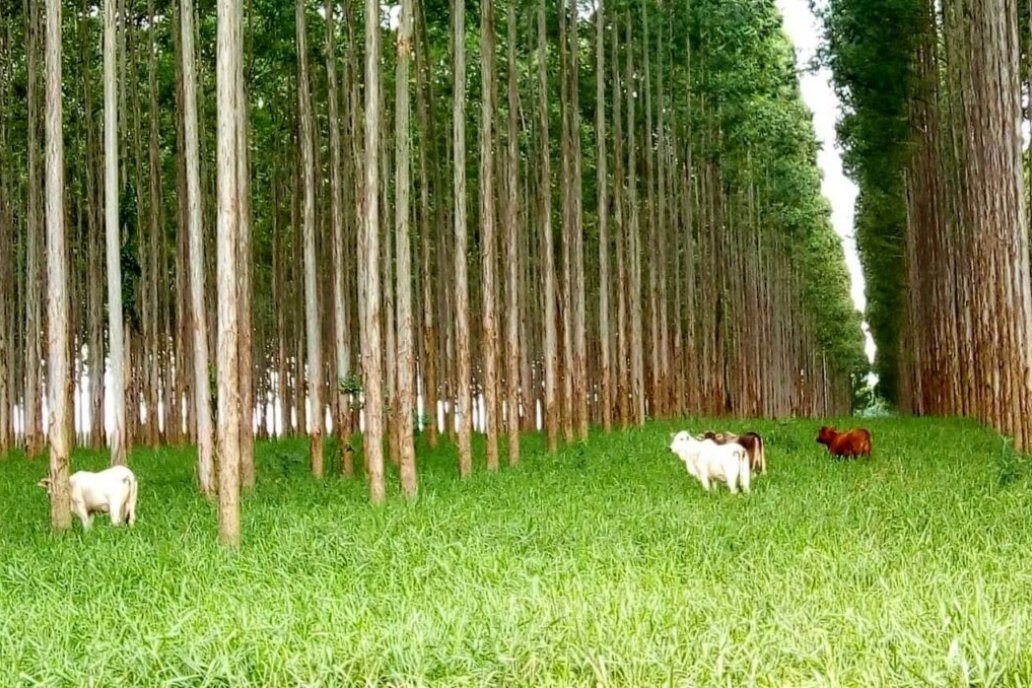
<box><xmin>701</xmin><ymin>431</ymin><xmax>767</xmax><ymax>475</ymax></box>
<box><xmin>816</xmin><ymin>426</ymin><xmax>871</xmax><ymax>459</ymax></box>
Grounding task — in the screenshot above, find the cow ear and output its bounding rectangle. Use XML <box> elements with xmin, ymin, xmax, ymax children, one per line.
<box><xmin>36</xmin><ymin>478</ymin><xmax>51</xmax><ymax>491</ymax></box>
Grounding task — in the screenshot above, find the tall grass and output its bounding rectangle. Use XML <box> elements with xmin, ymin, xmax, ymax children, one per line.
<box><xmin>2</xmin><ymin>417</ymin><xmax>1031</xmax><ymax>686</ymax></box>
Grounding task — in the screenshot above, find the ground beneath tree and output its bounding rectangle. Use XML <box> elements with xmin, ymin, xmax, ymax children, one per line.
<box><xmin>2</xmin><ymin>418</ymin><xmax>1031</xmax><ymax>685</ymax></box>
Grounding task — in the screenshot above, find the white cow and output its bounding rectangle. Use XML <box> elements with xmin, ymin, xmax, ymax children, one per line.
<box><xmin>669</xmin><ymin>430</ymin><xmax>751</xmax><ymax>494</ymax></box>
<box><xmin>37</xmin><ymin>465</ymin><xmax>138</xmax><ymax>530</ymax></box>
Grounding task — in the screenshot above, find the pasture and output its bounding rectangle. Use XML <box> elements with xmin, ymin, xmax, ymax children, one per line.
<box><xmin>2</xmin><ymin>418</ymin><xmax>1031</xmax><ymax>686</ymax></box>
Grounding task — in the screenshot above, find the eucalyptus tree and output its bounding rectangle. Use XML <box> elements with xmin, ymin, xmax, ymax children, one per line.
<box><xmin>45</xmin><ymin>0</ymin><xmax>71</xmax><ymax>530</ymax></box>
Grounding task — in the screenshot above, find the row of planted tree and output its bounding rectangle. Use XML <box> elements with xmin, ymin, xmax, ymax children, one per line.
<box><xmin>823</xmin><ymin>0</ymin><xmax>1032</xmax><ymax>449</ymax></box>
<box><xmin>0</xmin><ymin>0</ymin><xmax>866</xmax><ymax>539</ymax></box>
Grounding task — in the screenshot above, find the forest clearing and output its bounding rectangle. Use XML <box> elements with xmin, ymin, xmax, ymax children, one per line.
<box><xmin>4</xmin><ymin>418</ymin><xmax>1032</xmax><ymax>685</ymax></box>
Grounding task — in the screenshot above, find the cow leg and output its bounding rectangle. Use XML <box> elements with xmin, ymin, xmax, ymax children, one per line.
<box><xmin>699</xmin><ymin>475</ymin><xmax>712</xmax><ymax>492</ymax></box>
<box><xmin>72</xmin><ymin>500</ymin><xmax>91</xmax><ymax>530</ymax></box>
<box><xmin>725</xmin><ymin>466</ymin><xmax>738</xmax><ymax>494</ymax></box>
<box><xmin>108</xmin><ymin>496</ymin><xmax>125</xmax><ymax>526</ymax></box>
<box><xmin>740</xmin><ymin>463</ymin><xmax>751</xmax><ymax>495</ymax></box>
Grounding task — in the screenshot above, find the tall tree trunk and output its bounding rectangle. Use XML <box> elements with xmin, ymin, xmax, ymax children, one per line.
<box><xmin>45</xmin><ymin>0</ymin><xmax>71</xmax><ymax>529</ymax></box>
<box><xmin>237</xmin><ymin>8</ymin><xmax>255</xmax><ymax>490</ymax></box>
<box><xmin>569</xmin><ymin>0</ymin><xmax>588</xmax><ymax>441</ymax></box>
<box><xmin>105</xmin><ymin>0</ymin><xmax>128</xmax><ymax>466</ymax></box>
<box><xmin>216</xmin><ymin>0</ymin><xmax>243</xmax><ymax>547</ymax></box>
<box><xmin>326</xmin><ymin>0</ymin><xmax>353</xmax><ymax>475</ymax></box>
<box><xmin>25</xmin><ymin>0</ymin><xmax>43</xmax><ymax>458</ymax></box>
<box><xmin>612</xmin><ymin>22</ymin><xmax>629</xmax><ymax>427</ymax></box>
<box><xmin>627</xmin><ymin>15</ymin><xmax>645</xmax><ymax>426</ymax></box>
<box><xmin>453</xmin><ymin>0</ymin><xmax>473</xmax><ymax>476</ymax></box>
<box><xmin>0</xmin><ymin>16</ymin><xmax>11</xmax><ymax>456</ymax></box>
<box><xmin>480</xmin><ymin>0</ymin><xmax>499</xmax><ymax>470</ymax></box>
<box><xmin>558</xmin><ymin>4</ymin><xmax>574</xmax><ymax>444</ymax></box>
<box><xmin>504</xmin><ymin>1</ymin><xmax>520</xmax><ymax>464</ymax></box>
<box><xmin>362</xmin><ymin>0</ymin><xmax>386</xmax><ymax>501</ymax></box>
<box><xmin>395</xmin><ymin>0</ymin><xmax>417</xmax><ymax>497</ymax></box>
<box><xmin>297</xmin><ymin>0</ymin><xmax>324</xmax><ymax>478</ymax></box>
<box><xmin>595</xmin><ymin>0</ymin><xmax>611</xmax><ymax>433</ymax></box>
<box><xmin>146</xmin><ymin>0</ymin><xmax>161</xmax><ymax>447</ymax></box>
<box><xmin>182</xmin><ymin>0</ymin><xmax>214</xmax><ymax>495</ymax></box>
<box><xmin>414</xmin><ymin>0</ymin><xmax>439</xmax><ymax>448</ymax></box>
<box><xmin>538</xmin><ymin>0</ymin><xmax>559</xmax><ymax>453</ymax></box>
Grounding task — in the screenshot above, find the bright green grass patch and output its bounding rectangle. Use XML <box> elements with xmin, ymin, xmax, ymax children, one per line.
<box><xmin>2</xmin><ymin>417</ymin><xmax>1032</xmax><ymax>686</ymax></box>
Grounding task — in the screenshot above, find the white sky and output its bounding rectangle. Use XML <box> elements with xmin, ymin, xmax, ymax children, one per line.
<box><xmin>776</xmin><ymin>0</ymin><xmax>877</xmax><ymax>367</ymax></box>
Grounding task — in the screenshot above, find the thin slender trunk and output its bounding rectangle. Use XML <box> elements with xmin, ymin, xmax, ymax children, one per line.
<box><xmin>182</xmin><ymin>0</ymin><xmax>214</xmax><ymax>495</ymax></box>
<box><xmin>627</xmin><ymin>15</ymin><xmax>645</xmax><ymax>426</ymax></box>
<box><xmin>558</xmin><ymin>4</ymin><xmax>574</xmax><ymax>444</ymax></box>
<box><xmin>45</xmin><ymin>0</ymin><xmax>71</xmax><ymax>529</ymax></box>
<box><xmin>105</xmin><ymin>0</ymin><xmax>128</xmax><ymax>466</ymax></box>
<box><xmin>480</xmin><ymin>0</ymin><xmax>499</xmax><ymax>470</ymax></box>
<box><xmin>236</xmin><ymin>8</ymin><xmax>254</xmax><ymax>490</ymax></box>
<box><xmin>538</xmin><ymin>0</ymin><xmax>559</xmax><ymax>452</ymax></box>
<box><xmin>453</xmin><ymin>0</ymin><xmax>472</xmax><ymax>476</ymax></box>
<box><xmin>395</xmin><ymin>0</ymin><xmax>417</xmax><ymax>497</ymax></box>
<box><xmin>216</xmin><ymin>0</ymin><xmax>243</xmax><ymax>547</ymax></box>
<box><xmin>297</xmin><ymin>0</ymin><xmax>324</xmax><ymax>477</ymax></box>
<box><xmin>326</xmin><ymin>0</ymin><xmax>353</xmax><ymax>474</ymax></box>
<box><xmin>146</xmin><ymin>0</ymin><xmax>161</xmax><ymax>447</ymax></box>
<box><xmin>595</xmin><ymin>0</ymin><xmax>611</xmax><ymax>432</ymax></box>
<box><xmin>504</xmin><ymin>2</ymin><xmax>520</xmax><ymax>464</ymax></box>
<box><xmin>25</xmin><ymin>0</ymin><xmax>43</xmax><ymax>458</ymax></box>
<box><xmin>612</xmin><ymin>22</ymin><xmax>629</xmax><ymax>427</ymax></box>
<box><xmin>362</xmin><ymin>0</ymin><xmax>386</xmax><ymax>501</ymax></box>
<box><xmin>414</xmin><ymin>0</ymin><xmax>438</xmax><ymax>448</ymax></box>
<box><xmin>569</xmin><ymin>0</ymin><xmax>587</xmax><ymax>440</ymax></box>
<box><xmin>0</xmin><ymin>17</ymin><xmax>12</xmax><ymax>456</ymax></box>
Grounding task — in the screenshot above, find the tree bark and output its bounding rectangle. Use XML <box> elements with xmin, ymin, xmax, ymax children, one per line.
<box><xmin>362</xmin><ymin>0</ymin><xmax>386</xmax><ymax>501</ymax></box>
<box><xmin>504</xmin><ymin>1</ymin><xmax>520</xmax><ymax>464</ymax></box>
<box><xmin>480</xmin><ymin>0</ymin><xmax>499</xmax><ymax>470</ymax></box>
<box><xmin>216</xmin><ymin>0</ymin><xmax>243</xmax><ymax>547</ymax></box>
<box><xmin>45</xmin><ymin>0</ymin><xmax>72</xmax><ymax>530</ymax></box>
<box><xmin>297</xmin><ymin>0</ymin><xmax>324</xmax><ymax>477</ymax></box>
<box><xmin>595</xmin><ymin>0</ymin><xmax>611</xmax><ymax>432</ymax></box>
<box><xmin>453</xmin><ymin>0</ymin><xmax>472</xmax><ymax>476</ymax></box>
<box><xmin>538</xmin><ymin>0</ymin><xmax>559</xmax><ymax>453</ymax></box>
<box><xmin>25</xmin><ymin>0</ymin><xmax>43</xmax><ymax>458</ymax></box>
<box><xmin>626</xmin><ymin>16</ymin><xmax>645</xmax><ymax>426</ymax></box>
<box><xmin>104</xmin><ymin>0</ymin><xmax>128</xmax><ymax>466</ymax></box>
<box><xmin>395</xmin><ymin>0</ymin><xmax>417</xmax><ymax>496</ymax></box>
<box><xmin>182</xmin><ymin>0</ymin><xmax>214</xmax><ymax>495</ymax></box>
<box><xmin>326</xmin><ymin>0</ymin><xmax>353</xmax><ymax>475</ymax></box>
<box><xmin>569</xmin><ymin>0</ymin><xmax>588</xmax><ymax>441</ymax></box>
<box><xmin>414</xmin><ymin>0</ymin><xmax>439</xmax><ymax>448</ymax></box>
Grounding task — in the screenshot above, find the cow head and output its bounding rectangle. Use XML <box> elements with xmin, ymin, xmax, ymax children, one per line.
<box><xmin>669</xmin><ymin>430</ymin><xmax>695</xmax><ymax>457</ymax></box>
<box><xmin>816</xmin><ymin>426</ymin><xmax>836</xmax><ymax>446</ymax></box>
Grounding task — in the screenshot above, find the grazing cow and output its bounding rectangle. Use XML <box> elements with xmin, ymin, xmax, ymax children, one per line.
<box><xmin>816</xmin><ymin>426</ymin><xmax>872</xmax><ymax>459</ymax></box>
<box><xmin>701</xmin><ymin>430</ymin><xmax>767</xmax><ymax>475</ymax></box>
<box><xmin>669</xmin><ymin>431</ymin><xmax>751</xmax><ymax>494</ymax></box>
<box><xmin>37</xmin><ymin>465</ymin><xmax>138</xmax><ymax>530</ymax></box>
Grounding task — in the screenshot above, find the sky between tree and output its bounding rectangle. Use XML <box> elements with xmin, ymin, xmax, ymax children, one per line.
<box><xmin>777</xmin><ymin>0</ymin><xmax>877</xmax><ymax>372</ymax></box>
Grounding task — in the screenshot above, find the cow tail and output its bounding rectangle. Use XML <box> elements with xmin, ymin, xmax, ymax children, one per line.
<box><xmin>757</xmin><ymin>435</ymin><xmax>766</xmax><ymax>473</ymax></box>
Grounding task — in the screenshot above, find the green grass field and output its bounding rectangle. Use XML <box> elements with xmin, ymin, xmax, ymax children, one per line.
<box><xmin>2</xmin><ymin>418</ymin><xmax>1032</xmax><ymax>686</ymax></box>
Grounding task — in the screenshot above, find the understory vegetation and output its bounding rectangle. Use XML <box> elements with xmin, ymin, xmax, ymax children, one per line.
<box><xmin>3</xmin><ymin>418</ymin><xmax>1031</xmax><ymax>686</ymax></box>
